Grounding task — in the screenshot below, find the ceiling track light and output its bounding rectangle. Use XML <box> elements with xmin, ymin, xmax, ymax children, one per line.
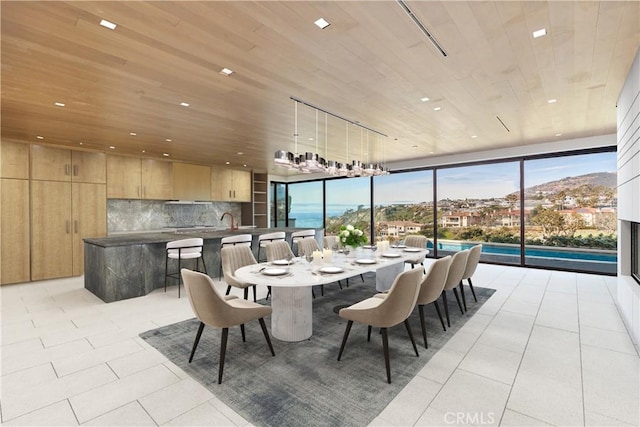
<box><xmin>273</xmin><ymin>98</ymin><xmax>389</xmax><ymax>177</ymax></box>
<box><xmin>396</xmin><ymin>0</ymin><xmax>447</xmax><ymax>57</ymax></box>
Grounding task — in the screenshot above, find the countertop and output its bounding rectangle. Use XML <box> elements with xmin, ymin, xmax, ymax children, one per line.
<box><xmin>83</xmin><ymin>227</ymin><xmax>320</xmax><ymax>248</ymax></box>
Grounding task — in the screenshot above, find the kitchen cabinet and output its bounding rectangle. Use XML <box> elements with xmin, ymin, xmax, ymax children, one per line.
<box><xmin>107</xmin><ymin>155</ymin><xmax>173</xmax><ymax>200</ymax></box>
<box><xmin>1</xmin><ymin>178</ymin><xmax>30</xmax><ymax>284</ymax></box>
<box><xmin>173</xmin><ymin>162</ymin><xmax>211</xmax><ymax>200</ymax></box>
<box><xmin>31</xmin><ymin>180</ymin><xmax>106</xmax><ymax>280</ymax></box>
<box><xmin>31</xmin><ymin>145</ymin><xmax>105</xmax><ymax>183</ymax></box>
<box><xmin>211</xmin><ymin>168</ymin><xmax>251</xmax><ymax>202</ymax></box>
<box><xmin>1</xmin><ymin>141</ymin><xmax>29</xmax><ymax>179</ymax></box>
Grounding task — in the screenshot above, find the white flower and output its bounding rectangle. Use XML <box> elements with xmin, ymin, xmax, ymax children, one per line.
<box><xmin>342</xmin><ymin>230</ymin><xmax>350</xmax><ymax>237</ymax></box>
<box><xmin>346</xmin><ymin>224</ymin><xmax>354</xmax><ymax>231</ymax></box>
<box><xmin>356</xmin><ymin>229</ymin><xmax>363</xmax><ymax>236</ymax></box>
<box><xmin>341</xmin><ymin>237</ymin><xmax>346</xmax><ymax>243</ymax></box>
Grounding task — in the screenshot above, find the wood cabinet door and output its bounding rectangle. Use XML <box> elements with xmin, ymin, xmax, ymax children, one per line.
<box><xmin>211</xmin><ymin>168</ymin><xmax>233</xmax><ymax>201</ymax></box>
<box><xmin>107</xmin><ymin>155</ymin><xmax>141</xmax><ymax>199</ymax></box>
<box><xmin>1</xmin><ymin>178</ymin><xmax>30</xmax><ymax>284</ymax></box>
<box><xmin>72</xmin><ymin>151</ymin><xmax>106</xmax><ymax>183</ymax></box>
<box><xmin>31</xmin><ymin>180</ymin><xmax>73</xmax><ymax>281</ymax></box>
<box><xmin>233</xmin><ymin>170</ymin><xmax>252</xmax><ymax>201</ymax></box>
<box><xmin>141</xmin><ymin>159</ymin><xmax>172</xmax><ymax>199</ymax></box>
<box><xmin>72</xmin><ymin>183</ymin><xmax>106</xmax><ymax>276</ymax></box>
<box><xmin>31</xmin><ymin>145</ymin><xmax>71</xmax><ymax>182</ymax></box>
<box><xmin>1</xmin><ymin>141</ymin><xmax>29</xmax><ymax>179</ymax></box>
<box><xmin>173</xmin><ymin>163</ymin><xmax>211</xmax><ymax>200</ymax></box>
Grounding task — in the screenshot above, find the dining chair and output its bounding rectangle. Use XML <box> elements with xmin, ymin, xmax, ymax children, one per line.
<box><xmin>337</xmin><ymin>267</ymin><xmax>423</xmax><ymax>384</ymax></box>
<box><xmin>218</xmin><ymin>234</ymin><xmax>252</xmax><ymax>279</ymax></box>
<box><xmin>181</xmin><ymin>269</ymin><xmax>275</xmax><ymax>384</ymax></box>
<box><xmin>257</xmin><ymin>231</ymin><xmax>286</xmax><ymax>262</ymax></box>
<box><xmin>264</xmin><ymin>240</ymin><xmax>296</xmax><ymax>300</ymax></box>
<box><xmin>441</xmin><ymin>249</ymin><xmax>470</xmax><ymax>327</ymax></box>
<box><xmin>291</xmin><ymin>229</ymin><xmax>316</xmax><ymax>255</ymax></box>
<box><xmin>165</xmin><ymin>238</ymin><xmax>207</xmax><ymax>298</ymax></box>
<box><xmin>221</xmin><ymin>245</ymin><xmax>260</xmax><ymax>302</ymax></box>
<box><xmin>296</xmin><ymin>238</ymin><xmax>328</xmax><ymax>297</ymax></box>
<box><xmin>324</xmin><ymin>235</ymin><xmax>339</xmax><ymax>250</ymax></box>
<box><xmin>414</xmin><ymin>256</ymin><xmax>451</xmax><ymax>348</ymax></box>
<box><xmin>460</xmin><ymin>244</ymin><xmax>482</xmax><ymax>311</ymax></box>
<box><xmin>403</xmin><ymin>234</ymin><xmax>428</xmax><ymax>270</ymax></box>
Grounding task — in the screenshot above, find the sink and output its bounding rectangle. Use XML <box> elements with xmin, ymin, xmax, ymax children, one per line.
<box><xmin>238</xmin><ymin>225</ymin><xmax>257</xmax><ymax>229</ymax></box>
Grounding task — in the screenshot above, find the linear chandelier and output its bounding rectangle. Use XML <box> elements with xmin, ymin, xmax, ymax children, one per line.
<box><xmin>274</xmin><ymin>98</ymin><xmax>390</xmax><ymax>177</ymax></box>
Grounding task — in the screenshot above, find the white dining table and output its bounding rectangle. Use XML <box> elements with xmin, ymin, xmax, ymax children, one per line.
<box><xmin>234</xmin><ymin>247</ymin><xmax>429</xmax><ymax>342</ymax></box>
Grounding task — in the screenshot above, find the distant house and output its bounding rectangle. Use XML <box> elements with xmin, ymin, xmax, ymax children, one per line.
<box><xmin>440</xmin><ymin>212</ymin><xmax>480</xmax><ymax>228</ymax></box>
<box><xmin>493</xmin><ymin>209</ymin><xmax>529</xmax><ymax>227</ymax></box>
<box><xmin>377</xmin><ymin>221</ymin><xmax>423</xmax><ymax>237</ymax></box>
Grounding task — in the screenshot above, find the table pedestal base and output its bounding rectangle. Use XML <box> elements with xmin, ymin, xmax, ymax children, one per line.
<box><xmin>375</xmin><ymin>262</ymin><xmax>405</xmax><ymax>291</ymax></box>
<box><xmin>271</xmin><ymin>286</ymin><xmax>313</xmax><ymax>341</ymax></box>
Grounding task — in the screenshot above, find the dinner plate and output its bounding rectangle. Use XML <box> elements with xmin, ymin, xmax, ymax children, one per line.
<box><xmin>271</xmin><ymin>259</ymin><xmax>290</xmax><ymax>266</ymax></box>
<box><xmin>355</xmin><ymin>258</ymin><xmax>376</xmax><ymax>264</ymax></box>
<box><xmin>319</xmin><ymin>266</ymin><xmax>343</xmax><ymax>274</ymax></box>
<box><xmin>361</xmin><ymin>245</ymin><xmax>373</xmax><ymax>249</ymax></box>
<box><xmin>381</xmin><ymin>252</ymin><xmax>401</xmax><ymax>258</ymax></box>
<box><xmin>262</xmin><ymin>268</ymin><xmax>288</xmax><ymax>276</ymax></box>
<box><xmin>403</xmin><ymin>248</ymin><xmax>422</xmax><ymax>252</ymax></box>
<box><xmin>392</xmin><ymin>245</ymin><xmax>407</xmax><ymax>249</ymax></box>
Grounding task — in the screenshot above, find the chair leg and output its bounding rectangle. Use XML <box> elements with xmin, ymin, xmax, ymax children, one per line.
<box><xmin>266</xmin><ymin>286</ymin><xmax>271</xmax><ymax>300</ymax></box>
<box><xmin>404</xmin><ymin>319</ymin><xmax>419</xmax><ymax>357</ymax></box>
<box><xmin>252</xmin><ymin>285</ymin><xmax>257</xmax><ymax>302</ymax></box>
<box><xmin>321</xmin><ymin>285</ymin><xmax>324</xmax><ymax>296</ymax></box>
<box><xmin>219</xmin><ymin>259</ymin><xmax>223</xmax><ymax>280</ymax></box>
<box><xmin>338</xmin><ymin>280</ymin><xmax>343</xmax><ymax>290</ymax></box>
<box><xmin>178</xmin><ymin>257</ymin><xmax>182</xmax><ymax>298</ymax></box>
<box><xmin>218</xmin><ymin>328</ymin><xmax>229</xmax><ymax>384</ymax></box>
<box><xmin>418</xmin><ymin>304</ymin><xmax>428</xmax><ymax>349</ymax></box>
<box><xmin>459</xmin><ymin>281</ymin><xmax>467</xmax><ymax>312</ymax></box>
<box><xmin>200</xmin><ymin>255</ymin><xmax>207</xmax><ymax>274</ymax></box>
<box><xmin>442</xmin><ymin>292</ymin><xmax>451</xmax><ymax>328</ymax></box>
<box><xmin>367</xmin><ymin>325</ymin><xmax>372</xmax><ymax>342</ymax></box>
<box><xmin>452</xmin><ymin>287</ymin><xmax>464</xmax><ymax>315</ymax></box>
<box><xmin>337</xmin><ymin>320</ymin><xmax>353</xmax><ymax>361</ymax></box>
<box><xmin>360</xmin><ymin>274</ymin><xmax>364</xmax><ymax>282</ymax></box>
<box><xmin>226</xmin><ymin>286</ymin><xmax>232</xmax><ymax>295</ymax></box>
<box><xmin>433</xmin><ymin>300</ymin><xmax>446</xmax><ymax>331</ymax></box>
<box><xmin>243</xmin><ymin>288</ymin><xmax>249</xmax><ymax>300</ymax></box>
<box><xmin>189</xmin><ymin>322</ymin><xmax>205</xmax><ymax>363</ymax></box>
<box><xmin>468</xmin><ymin>278</ymin><xmax>478</xmax><ymax>302</ymax></box>
<box><xmin>381</xmin><ymin>327</ymin><xmax>391</xmax><ymax>384</ymax></box>
<box><xmin>240</xmin><ymin>324</ymin><xmax>246</xmax><ymax>342</ymax></box>
<box><xmin>258</xmin><ymin>318</ymin><xmax>275</xmax><ymax>356</ymax></box>
<box><xmin>164</xmin><ymin>255</ymin><xmax>169</xmax><ymax>293</ymax></box>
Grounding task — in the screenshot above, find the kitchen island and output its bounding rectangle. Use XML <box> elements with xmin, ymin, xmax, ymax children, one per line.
<box><xmin>84</xmin><ymin>228</ymin><xmax>323</xmax><ymax>302</ymax></box>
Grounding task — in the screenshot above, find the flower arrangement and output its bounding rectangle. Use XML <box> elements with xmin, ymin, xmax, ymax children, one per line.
<box><xmin>338</xmin><ymin>224</ymin><xmax>368</xmax><ymax>248</ymax></box>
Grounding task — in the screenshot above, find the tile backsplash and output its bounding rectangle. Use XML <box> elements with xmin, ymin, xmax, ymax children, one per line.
<box><xmin>108</xmin><ymin>199</ymin><xmax>243</xmax><ymax>233</ymax></box>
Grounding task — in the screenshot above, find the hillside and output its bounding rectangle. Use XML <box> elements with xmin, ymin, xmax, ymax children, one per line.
<box><xmin>524</xmin><ymin>172</ymin><xmax>615</xmax><ymax>195</ymax></box>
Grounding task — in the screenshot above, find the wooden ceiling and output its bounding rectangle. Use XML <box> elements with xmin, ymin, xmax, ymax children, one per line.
<box><xmin>2</xmin><ymin>1</ymin><xmax>638</xmax><ymax>175</ymax></box>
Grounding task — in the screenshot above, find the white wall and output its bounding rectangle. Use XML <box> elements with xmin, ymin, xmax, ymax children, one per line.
<box><xmin>617</xmin><ymin>48</ymin><xmax>640</xmax><ymax>348</ymax></box>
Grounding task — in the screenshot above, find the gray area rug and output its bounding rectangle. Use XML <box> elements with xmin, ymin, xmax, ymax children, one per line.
<box><xmin>140</xmin><ymin>273</ymin><xmax>494</xmax><ymax>427</ymax></box>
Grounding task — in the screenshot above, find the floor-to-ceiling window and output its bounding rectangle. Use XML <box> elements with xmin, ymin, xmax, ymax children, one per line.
<box><xmin>271</xmin><ymin>182</ymin><xmax>286</xmax><ymax>228</ymax></box>
<box><xmin>523</xmin><ymin>151</ymin><xmax>617</xmax><ymax>274</ymax></box>
<box><xmin>325</xmin><ymin>177</ymin><xmax>371</xmax><ymax>240</ymax></box>
<box><xmin>436</xmin><ymin>161</ymin><xmax>521</xmax><ymax>264</ymax></box>
<box><xmin>287</xmin><ymin>180</ymin><xmax>324</xmax><ymax>228</ymax></box>
<box><xmin>373</xmin><ymin>170</ymin><xmax>434</xmax><ymax>248</ymax></box>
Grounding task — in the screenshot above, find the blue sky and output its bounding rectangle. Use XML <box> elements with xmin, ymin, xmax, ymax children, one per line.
<box><xmin>286</xmin><ymin>152</ymin><xmax>616</xmax><ymax>207</ymax></box>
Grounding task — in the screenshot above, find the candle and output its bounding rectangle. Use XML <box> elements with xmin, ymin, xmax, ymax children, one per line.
<box><xmin>323</xmin><ymin>248</ymin><xmax>333</xmax><ymax>263</ymax></box>
<box><xmin>312</xmin><ymin>250</ymin><xmax>323</xmax><ymax>266</ymax></box>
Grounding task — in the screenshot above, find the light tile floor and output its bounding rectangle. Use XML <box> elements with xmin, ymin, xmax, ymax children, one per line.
<box><xmin>1</xmin><ymin>263</ymin><xmax>638</xmax><ymax>426</ymax></box>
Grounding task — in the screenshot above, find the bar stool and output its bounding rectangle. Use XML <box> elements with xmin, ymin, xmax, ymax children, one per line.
<box><xmin>290</xmin><ymin>229</ymin><xmax>316</xmax><ymax>256</ymax></box>
<box><xmin>165</xmin><ymin>238</ymin><xmax>207</xmax><ymax>298</ymax></box>
<box><xmin>218</xmin><ymin>234</ymin><xmax>252</xmax><ymax>279</ymax></box>
<box><xmin>256</xmin><ymin>231</ymin><xmax>285</xmax><ymax>262</ymax></box>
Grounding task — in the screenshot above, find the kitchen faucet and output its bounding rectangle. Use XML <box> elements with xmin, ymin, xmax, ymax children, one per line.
<box><xmin>220</xmin><ymin>212</ymin><xmax>237</xmax><ymax>231</ymax></box>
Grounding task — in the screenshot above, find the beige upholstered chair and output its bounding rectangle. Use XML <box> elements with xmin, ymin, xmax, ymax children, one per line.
<box><xmin>403</xmin><ymin>235</ymin><xmax>428</xmax><ymax>270</ymax></box>
<box><xmin>441</xmin><ymin>250</ymin><xmax>470</xmax><ymax>327</ymax></box>
<box><xmin>291</xmin><ymin>229</ymin><xmax>316</xmax><ymax>255</ymax></box>
<box><xmin>460</xmin><ymin>244</ymin><xmax>482</xmax><ymax>310</ymax></box>
<box><xmin>415</xmin><ymin>256</ymin><xmax>452</xmax><ymax>348</ymax></box>
<box><xmin>264</xmin><ymin>240</ymin><xmax>296</xmax><ymax>300</ymax></box>
<box><xmin>296</xmin><ymin>238</ymin><xmax>329</xmax><ymax>296</ymax></box>
<box><xmin>324</xmin><ymin>235</ymin><xmax>339</xmax><ymax>250</ymax></box>
<box><xmin>165</xmin><ymin>238</ymin><xmax>207</xmax><ymax>298</ymax></box>
<box><xmin>337</xmin><ymin>267</ymin><xmax>423</xmax><ymax>384</ymax></box>
<box><xmin>221</xmin><ymin>245</ymin><xmax>259</xmax><ymax>302</ymax></box>
<box><xmin>257</xmin><ymin>231</ymin><xmax>286</xmax><ymax>262</ymax></box>
<box><xmin>181</xmin><ymin>269</ymin><xmax>275</xmax><ymax>384</ymax></box>
<box><xmin>218</xmin><ymin>234</ymin><xmax>252</xmax><ymax>279</ymax></box>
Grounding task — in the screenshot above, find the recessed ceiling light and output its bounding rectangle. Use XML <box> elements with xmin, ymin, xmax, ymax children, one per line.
<box><xmin>79</xmin><ymin>142</ymin><xmax>83</xmax><ymax>145</ymax></box>
<box><xmin>54</xmin><ymin>102</ymin><xmax>65</xmax><ymax>107</ymax></box>
<box><xmin>99</xmin><ymin>19</ymin><xmax>117</xmax><ymax>30</ymax></box>
<box><xmin>314</xmin><ymin>18</ymin><xmax>330</xmax><ymax>29</ymax></box>
<box><xmin>163</xmin><ymin>153</ymin><xmax>169</xmax><ymax>157</ymax></box>
<box><xmin>243</xmin><ymin>164</ymin><xmax>247</xmax><ymax>168</ymax></box>
<box><xmin>36</xmin><ymin>135</ymin><xmax>44</xmax><ymax>140</ymax></box>
<box><xmin>109</xmin><ymin>146</ymin><xmax>116</xmax><ymax>149</ymax></box>
<box><xmin>547</xmin><ymin>99</ymin><xmax>557</xmax><ymax>104</ymax></box>
<box><xmin>532</xmin><ymin>28</ymin><xmax>546</xmax><ymax>38</ymax></box>
<box><xmin>225</xmin><ymin>161</ymin><xmax>230</xmax><ymax>165</ymax></box>
<box><xmin>556</xmin><ymin>133</ymin><xmax>562</xmax><ymax>137</ymax></box>
<box><xmin>237</xmin><ymin>152</ymin><xmax>244</xmax><ymax>155</ymax></box>
<box><xmin>433</xmin><ymin>106</ymin><xmax>442</xmax><ymax>111</ymax></box>
<box><xmin>180</xmin><ymin>102</ymin><xmax>190</xmax><ymax>107</ymax></box>
<box><xmin>130</xmin><ymin>132</ymin><xmax>137</xmax><ymax>136</ymax></box>
<box><xmin>420</xmin><ymin>97</ymin><xmax>430</xmax><ymax>102</ymax></box>
<box><xmin>220</xmin><ymin>68</ymin><xmax>233</xmax><ymax>76</ymax></box>
<box><xmin>165</xmin><ymin>139</ymin><xmax>172</xmax><ymax>142</ymax></box>
<box><xmin>141</xmin><ymin>150</ymin><xmax>146</xmax><ymax>153</ymax></box>
<box><xmin>471</xmin><ymin>135</ymin><xmax>478</xmax><ymax>138</ymax></box>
